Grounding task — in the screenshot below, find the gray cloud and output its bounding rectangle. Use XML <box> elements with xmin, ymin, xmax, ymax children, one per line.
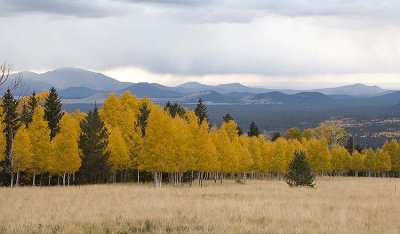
<box><xmin>122</xmin><ymin>0</ymin><xmax>400</xmax><ymax>19</ymax></box>
<box><xmin>0</xmin><ymin>0</ymin><xmax>130</xmax><ymax>18</ymax></box>
<box><xmin>0</xmin><ymin>0</ymin><xmax>399</xmax><ymax>82</ymax></box>
<box><xmin>2</xmin><ymin>0</ymin><xmax>400</xmax><ymax>20</ymax></box>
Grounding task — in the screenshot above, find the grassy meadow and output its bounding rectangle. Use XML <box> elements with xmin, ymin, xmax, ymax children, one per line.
<box><xmin>1</xmin><ymin>177</ymin><xmax>400</xmax><ymax>233</ymax></box>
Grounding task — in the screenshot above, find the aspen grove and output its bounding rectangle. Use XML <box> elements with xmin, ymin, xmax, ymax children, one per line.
<box><xmin>1</xmin><ymin>89</ymin><xmax>400</xmax><ymax>187</ymax></box>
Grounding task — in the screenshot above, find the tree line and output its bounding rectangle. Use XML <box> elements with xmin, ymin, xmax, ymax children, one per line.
<box><xmin>0</xmin><ymin>88</ymin><xmax>400</xmax><ymax>187</ymax></box>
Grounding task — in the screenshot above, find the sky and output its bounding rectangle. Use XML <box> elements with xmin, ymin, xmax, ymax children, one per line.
<box><xmin>0</xmin><ymin>0</ymin><xmax>400</xmax><ymax>89</ymax></box>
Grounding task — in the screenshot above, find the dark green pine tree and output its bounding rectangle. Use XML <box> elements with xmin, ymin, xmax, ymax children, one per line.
<box><xmin>20</xmin><ymin>104</ymin><xmax>30</xmax><ymax>128</ymax></box>
<box><xmin>248</xmin><ymin>121</ymin><xmax>260</xmax><ymax>137</ymax></box>
<box><xmin>44</xmin><ymin>87</ymin><xmax>64</xmax><ymax>139</ymax></box>
<box><xmin>1</xmin><ymin>89</ymin><xmax>21</xmax><ymax>186</ymax></box>
<box><xmin>78</xmin><ymin>106</ymin><xmax>111</xmax><ymax>183</ymax></box>
<box><xmin>285</xmin><ymin>151</ymin><xmax>315</xmax><ymax>188</ymax></box>
<box><xmin>222</xmin><ymin>113</ymin><xmax>234</xmax><ymax>123</ymax></box>
<box><xmin>344</xmin><ymin>135</ymin><xmax>354</xmax><ymax>154</ymax></box>
<box><xmin>164</xmin><ymin>101</ymin><xmax>185</xmax><ymax>118</ymax></box>
<box><xmin>28</xmin><ymin>91</ymin><xmax>39</xmax><ymax>115</ymax></box>
<box><xmin>135</xmin><ymin>103</ymin><xmax>151</xmax><ymax>137</ymax></box>
<box><xmin>271</xmin><ymin>132</ymin><xmax>281</xmax><ymax>141</ymax></box>
<box><xmin>194</xmin><ymin>98</ymin><xmax>208</xmax><ymax>126</ymax></box>
<box><xmin>21</xmin><ymin>92</ymin><xmax>39</xmax><ymax>128</ymax></box>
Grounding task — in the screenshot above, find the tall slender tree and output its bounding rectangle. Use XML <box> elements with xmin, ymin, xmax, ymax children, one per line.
<box><xmin>51</xmin><ymin>114</ymin><xmax>81</xmax><ymax>186</ymax></box>
<box><xmin>44</xmin><ymin>87</ymin><xmax>64</xmax><ymax>139</ymax></box>
<box><xmin>1</xmin><ymin>89</ymin><xmax>21</xmax><ymax>186</ymax></box>
<box><xmin>12</xmin><ymin>126</ymin><xmax>32</xmax><ymax>186</ymax></box>
<box><xmin>135</xmin><ymin>103</ymin><xmax>151</xmax><ymax>137</ymax></box>
<box><xmin>28</xmin><ymin>106</ymin><xmax>51</xmax><ymax>186</ymax></box>
<box><xmin>194</xmin><ymin>98</ymin><xmax>208</xmax><ymax>126</ymax></box>
<box><xmin>78</xmin><ymin>106</ymin><xmax>110</xmax><ymax>183</ymax></box>
<box><xmin>344</xmin><ymin>135</ymin><xmax>354</xmax><ymax>154</ymax></box>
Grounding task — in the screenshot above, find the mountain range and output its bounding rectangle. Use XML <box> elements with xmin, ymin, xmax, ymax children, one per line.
<box><xmin>7</xmin><ymin>67</ymin><xmax>399</xmax><ymax>106</ymax></box>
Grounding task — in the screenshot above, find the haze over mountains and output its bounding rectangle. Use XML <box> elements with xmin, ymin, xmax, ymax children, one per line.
<box><xmin>8</xmin><ymin>68</ymin><xmax>399</xmax><ymax>106</ymax></box>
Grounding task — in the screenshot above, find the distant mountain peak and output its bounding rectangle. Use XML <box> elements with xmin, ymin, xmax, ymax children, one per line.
<box><xmin>313</xmin><ymin>83</ymin><xmax>388</xmax><ymax>96</ymax></box>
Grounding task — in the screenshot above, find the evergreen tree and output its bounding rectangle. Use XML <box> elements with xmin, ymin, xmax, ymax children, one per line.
<box><xmin>354</xmin><ymin>144</ymin><xmax>362</xmax><ymax>153</ymax></box>
<box><xmin>1</xmin><ymin>89</ymin><xmax>21</xmax><ymax>186</ymax></box>
<box><xmin>271</xmin><ymin>132</ymin><xmax>281</xmax><ymax>141</ymax></box>
<box><xmin>248</xmin><ymin>121</ymin><xmax>260</xmax><ymax>137</ymax></box>
<box><xmin>344</xmin><ymin>135</ymin><xmax>354</xmax><ymax>154</ymax></box>
<box><xmin>194</xmin><ymin>98</ymin><xmax>208</xmax><ymax>126</ymax></box>
<box><xmin>27</xmin><ymin>91</ymin><xmax>39</xmax><ymax>125</ymax></box>
<box><xmin>135</xmin><ymin>103</ymin><xmax>151</xmax><ymax>137</ymax></box>
<box><xmin>222</xmin><ymin>113</ymin><xmax>234</xmax><ymax>123</ymax></box>
<box><xmin>284</xmin><ymin>151</ymin><xmax>315</xmax><ymax>187</ymax></box>
<box><xmin>78</xmin><ymin>106</ymin><xmax>110</xmax><ymax>183</ymax></box>
<box><xmin>20</xmin><ymin>104</ymin><xmax>30</xmax><ymax>128</ymax></box>
<box><xmin>164</xmin><ymin>101</ymin><xmax>185</xmax><ymax>118</ymax></box>
<box><xmin>44</xmin><ymin>87</ymin><xmax>64</xmax><ymax>139</ymax></box>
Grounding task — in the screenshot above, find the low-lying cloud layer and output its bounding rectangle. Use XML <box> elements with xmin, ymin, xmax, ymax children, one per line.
<box><xmin>0</xmin><ymin>0</ymin><xmax>399</xmax><ymax>87</ymax></box>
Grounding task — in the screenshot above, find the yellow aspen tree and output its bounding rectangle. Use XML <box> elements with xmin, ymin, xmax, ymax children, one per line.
<box><xmin>374</xmin><ymin>149</ymin><xmax>391</xmax><ymax>176</ymax></box>
<box><xmin>301</xmin><ymin>129</ymin><xmax>313</xmax><ymax>140</ymax></box>
<box><xmin>28</xmin><ymin>106</ymin><xmax>51</xmax><ymax>185</ymax></box>
<box><xmin>221</xmin><ymin>120</ymin><xmax>239</xmax><ymax>141</ymax></box>
<box><xmin>171</xmin><ymin>116</ymin><xmax>193</xmax><ymax>179</ymax></box>
<box><xmin>351</xmin><ymin>151</ymin><xmax>365</xmax><ymax>176</ymax></box>
<box><xmin>383</xmin><ymin>140</ymin><xmax>400</xmax><ymax>173</ymax></box>
<box><xmin>248</xmin><ymin>136</ymin><xmax>262</xmax><ymax>173</ymax></box>
<box><xmin>270</xmin><ymin>138</ymin><xmax>288</xmax><ymax>175</ymax></box>
<box><xmin>188</xmin><ymin>112</ymin><xmax>218</xmax><ymax>184</ymax></box>
<box><xmin>99</xmin><ymin>94</ymin><xmax>123</xmax><ymax>128</ymax></box>
<box><xmin>262</xmin><ymin>141</ymin><xmax>274</xmax><ymax>173</ymax></box>
<box><xmin>118</xmin><ymin>92</ymin><xmax>142</xmax><ymax>173</ymax></box>
<box><xmin>140</xmin><ymin>107</ymin><xmax>173</xmax><ymax>187</ymax></box>
<box><xmin>70</xmin><ymin>109</ymin><xmax>87</xmax><ymax>126</ymax></box>
<box><xmin>12</xmin><ymin>127</ymin><xmax>33</xmax><ymax>186</ymax></box>
<box><xmin>119</xmin><ymin>91</ymin><xmax>140</xmax><ymax>116</ymax></box>
<box><xmin>107</xmin><ymin>127</ymin><xmax>130</xmax><ymax>182</ymax></box>
<box><xmin>237</xmin><ymin>135</ymin><xmax>254</xmax><ymax>181</ymax></box>
<box><xmin>212</xmin><ymin>126</ymin><xmax>237</xmax><ymax>178</ymax></box>
<box><xmin>51</xmin><ymin>114</ymin><xmax>81</xmax><ymax>186</ymax></box>
<box><xmin>363</xmin><ymin>148</ymin><xmax>375</xmax><ymax>177</ymax></box>
<box><xmin>305</xmin><ymin>138</ymin><xmax>331</xmax><ymax>174</ymax></box>
<box><xmin>331</xmin><ymin>145</ymin><xmax>350</xmax><ymax>175</ymax></box>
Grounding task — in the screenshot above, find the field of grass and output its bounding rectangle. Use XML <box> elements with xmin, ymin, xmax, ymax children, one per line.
<box><xmin>1</xmin><ymin>177</ymin><xmax>400</xmax><ymax>233</ymax></box>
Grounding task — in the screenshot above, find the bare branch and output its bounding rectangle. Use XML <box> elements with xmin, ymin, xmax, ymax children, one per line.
<box><xmin>0</xmin><ymin>61</ymin><xmax>23</xmax><ymax>92</ymax></box>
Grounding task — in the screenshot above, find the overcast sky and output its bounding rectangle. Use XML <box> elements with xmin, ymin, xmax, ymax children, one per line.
<box><xmin>1</xmin><ymin>0</ymin><xmax>400</xmax><ymax>89</ymax></box>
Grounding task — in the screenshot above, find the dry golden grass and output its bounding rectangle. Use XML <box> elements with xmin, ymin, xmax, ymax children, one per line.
<box><xmin>1</xmin><ymin>177</ymin><xmax>400</xmax><ymax>233</ymax></box>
